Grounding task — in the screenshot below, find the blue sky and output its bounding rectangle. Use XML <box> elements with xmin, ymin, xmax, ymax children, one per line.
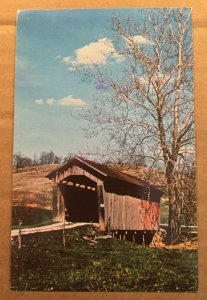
<box><xmin>14</xmin><ymin>8</ymin><xmax>146</xmax><ymax>159</ymax></box>
<box><xmin>14</xmin><ymin>8</ymin><xmax>192</xmax><ymax>160</ymax></box>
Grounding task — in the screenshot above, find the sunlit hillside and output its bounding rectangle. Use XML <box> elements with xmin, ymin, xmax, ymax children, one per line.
<box><xmin>12</xmin><ymin>164</ymin><xmax>59</xmax><ymax>209</ymax></box>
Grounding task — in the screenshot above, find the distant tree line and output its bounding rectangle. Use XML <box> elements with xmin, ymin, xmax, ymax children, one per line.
<box><xmin>13</xmin><ymin>151</ymin><xmax>76</xmax><ymax>172</ymax></box>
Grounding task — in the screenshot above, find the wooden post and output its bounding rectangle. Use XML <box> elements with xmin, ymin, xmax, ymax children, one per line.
<box><xmin>143</xmin><ymin>231</ymin><xmax>146</xmax><ymax>246</ymax></box>
<box><xmin>124</xmin><ymin>231</ymin><xmax>127</xmax><ymax>241</ymax></box>
<box><xmin>52</xmin><ymin>179</ymin><xmax>58</xmax><ymax>221</ymax></box>
<box><xmin>63</xmin><ymin>217</ymin><xmax>66</xmax><ymax>247</ymax></box>
<box><xmin>51</xmin><ymin>180</ymin><xmax>66</xmax><ymax>222</ymax></box>
<box><xmin>97</xmin><ymin>184</ymin><xmax>105</xmax><ymax>231</ymax></box>
<box><xmin>18</xmin><ymin>220</ymin><xmax>22</xmax><ymax>249</ymax></box>
<box><xmin>107</xmin><ymin>216</ymin><xmax>111</xmax><ymax>235</ymax></box>
<box><xmin>56</xmin><ymin>184</ymin><xmax>65</xmax><ymax>222</ymax></box>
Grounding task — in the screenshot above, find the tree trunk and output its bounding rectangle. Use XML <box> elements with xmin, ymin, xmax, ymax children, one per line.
<box><xmin>166</xmin><ymin>192</ymin><xmax>181</xmax><ymax>244</ymax></box>
<box><xmin>165</xmin><ymin>162</ymin><xmax>181</xmax><ymax>244</ymax></box>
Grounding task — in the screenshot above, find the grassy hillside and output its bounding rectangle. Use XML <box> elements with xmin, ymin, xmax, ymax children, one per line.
<box><xmin>11</xmin><ymin>225</ymin><xmax>198</xmax><ymax>292</ymax></box>
<box><xmin>12</xmin><ymin>164</ymin><xmax>59</xmax><ymax>209</ymax></box>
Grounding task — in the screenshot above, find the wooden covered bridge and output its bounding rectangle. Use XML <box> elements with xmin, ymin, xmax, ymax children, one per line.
<box><xmin>46</xmin><ymin>156</ymin><xmax>163</xmax><ymax>245</ymax></box>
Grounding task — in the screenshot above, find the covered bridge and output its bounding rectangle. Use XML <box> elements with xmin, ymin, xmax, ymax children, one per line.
<box><xmin>46</xmin><ymin>156</ymin><xmax>163</xmax><ymax>244</ymax></box>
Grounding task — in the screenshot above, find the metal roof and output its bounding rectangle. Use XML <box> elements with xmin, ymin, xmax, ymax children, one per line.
<box><xmin>46</xmin><ymin>156</ymin><xmax>162</xmax><ymax>192</ymax></box>
<box><xmin>76</xmin><ymin>157</ymin><xmax>149</xmax><ymax>187</ymax></box>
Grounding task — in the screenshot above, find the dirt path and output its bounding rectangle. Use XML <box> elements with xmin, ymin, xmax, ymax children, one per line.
<box><xmin>11</xmin><ymin>222</ymin><xmax>95</xmax><ymax>237</ymax></box>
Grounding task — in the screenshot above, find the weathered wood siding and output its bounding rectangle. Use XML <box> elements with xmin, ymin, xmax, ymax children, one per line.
<box><xmin>97</xmin><ymin>185</ymin><xmax>105</xmax><ymax>230</ymax></box>
<box><xmin>50</xmin><ymin>164</ymin><xmax>160</xmax><ymax>231</ymax></box>
<box><xmin>104</xmin><ymin>192</ymin><xmax>159</xmax><ymax>231</ymax></box>
<box><xmin>52</xmin><ymin>179</ymin><xmax>65</xmax><ymax>222</ymax></box>
<box><xmin>55</xmin><ymin>165</ymin><xmax>103</xmax><ymax>186</ymax></box>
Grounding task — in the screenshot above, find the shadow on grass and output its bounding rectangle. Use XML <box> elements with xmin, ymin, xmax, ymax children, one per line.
<box><xmin>12</xmin><ymin>206</ymin><xmax>53</xmax><ymax>228</ymax></box>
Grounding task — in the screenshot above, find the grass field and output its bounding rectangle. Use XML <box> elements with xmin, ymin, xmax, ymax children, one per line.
<box><xmin>12</xmin><ymin>165</ymin><xmax>56</xmax><ymax>209</ymax></box>
<box><xmin>11</xmin><ymin>225</ymin><xmax>198</xmax><ymax>292</ymax></box>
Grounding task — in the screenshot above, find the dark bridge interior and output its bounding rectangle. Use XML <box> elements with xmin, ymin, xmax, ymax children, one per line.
<box><xmin>59</xmin><ymin>175</ymin><xmax>99</xmax><ymax>223</ymax></box>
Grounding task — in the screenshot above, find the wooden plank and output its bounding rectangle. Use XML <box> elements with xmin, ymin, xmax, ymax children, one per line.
<box><xmin>109</xmin><ymin>193</ymin><xmax>112</xmax><ymax>229</ymax></box>
<box><xmin>56</xmin><ymin>165</ymin><xmax>101</xmax><ymax>184</ymax></box>
<box><xmin>114</xmin><ymin>194</ymin><xmax>116</xmax><ymax>229</ymax></box>
<box><xmin>97</xmin><ymin>184</ymin><xmax>105</xmax><ymax>231</ymax></box>
<box><xmin>109</xmin><ymin>193</ymin><xmax>112</xmax><ymax>230</ymax></box>
<box><xmin>105</xmin><ymin>193</ymin><xmax>160</xmax><ymax>231</ymax></box>
<box><xmin>104</xmin><ymin>192</ymin><xmax>160</xmax><ymax>231</ymax></box>
<box><xmin>115</xmin><ymin>194</ymin><xmax>118</xmax><ymax>230</ymax></box>
<box><xmin>111</xmin><ymin>193</ymin><xmax>114</xmax><ymax>230</ymax></box>
<box><xmin>52</xmin><ymin>185</ymin><xmax>65</xmax><ymax>222</ymax></box>
<box><xmin>83</xmin><ymin>236</ymin><xmax>97</xmax><ymax>244</ymax></box>
<box><xmin>103</xmin><ymin>190</ymin><xmax>109</xmax><ymax>231</ymax></box>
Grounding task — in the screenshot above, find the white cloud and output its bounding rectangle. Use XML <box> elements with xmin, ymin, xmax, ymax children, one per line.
<box><xmin>61</xmin><ymin>36</ymin><xmax>151</xmax><ymax>68</ymax></box>
<box><xmin>58</xmin><ymin>96</ymin><xmax>86</xmax><ymax>107</ymax></box>
<box><xmin>46</xmin><ymin>98</ymin><xmax>57</xmax><ymax>105</ymax></box>
<box><xmin>62</xmin><ymin>37</ymin><xmax>124</xmax><ymax>67</ymax></box>
<box><xmin>34</xmin><ymin>95</ymin><xmax>86</xmax><ymax>107</ymax></box>
<box><xmin>125</xmin><ymin>35</ymin><xmax>153</xmax><ymax>47</ymax></box>
<box><xmin>133</xmin><ymin>73</ymin><xmax>172</xmax><ymax>86</ymax></box>
<box><xmin>132</xmin><ymin>35</ymin><xmax>153</xmax><ymax>45</ymax></box>
<box><xmin>62</xmin><ymin>56</ymin><xmax>72</xmax><ymax>64</ymax></box>
<box><xmin>35</xmin><ymin>99</ymin><xmax>44</xmax><ymax>105</ymax></box>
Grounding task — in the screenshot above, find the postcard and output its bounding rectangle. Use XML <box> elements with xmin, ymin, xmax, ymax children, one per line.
<box><xmin>11</xmin><ymin>8</ymin><xmax>197</xmax><ymax>292</ymax></box>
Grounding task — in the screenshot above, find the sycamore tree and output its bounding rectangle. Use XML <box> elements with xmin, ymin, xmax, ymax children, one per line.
<box><xmin>67</xmin><ymin>8</ymin><xmax>195</xmax><ymax>243</ymax></box>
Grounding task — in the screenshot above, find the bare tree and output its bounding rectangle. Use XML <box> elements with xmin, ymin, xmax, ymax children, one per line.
<box><xmin>39</xmin><ymin>151</ymin><xmax>62</xmax><ymax>165</ymax></box>
<box><xmin>177</xmin><ymin>161</ymin><xmax>196</xmax><ymax>230</ymax></box>
<box><xmin>62</xmin><ymin>152</ymin><xmax>76</xmax><ymax>163</ymax></box>
<box><xmin>13</xmin><ymin>152</ymin><xmax>33</xmax><ymax>172</ymax></box>
<box><xmin>70</xmin><ymin>9</ymin><xmax>195</xmax><ymax>243</ymax></box>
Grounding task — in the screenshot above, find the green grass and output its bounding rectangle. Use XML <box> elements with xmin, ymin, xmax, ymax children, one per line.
<box><xmin>11</xmin><ymin>225</ymin><xmax>198</xmax><ymax>292</ymax></box>
<box><xmin>11</xmin><ymin>220</ymin><xmax>58</xmax><ymax>230</ymax></box>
